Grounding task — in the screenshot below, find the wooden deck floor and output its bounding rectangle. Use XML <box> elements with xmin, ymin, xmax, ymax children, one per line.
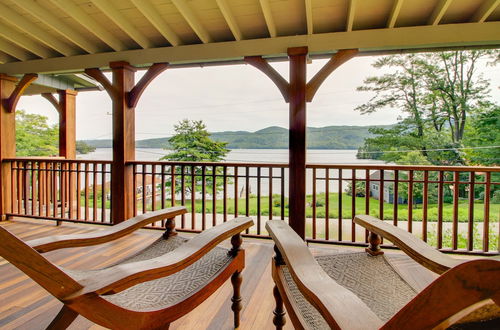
<box><xmin>0</xmin><ymin>218</ymin><xmax>444</xmax><ymax>330</ymax></box>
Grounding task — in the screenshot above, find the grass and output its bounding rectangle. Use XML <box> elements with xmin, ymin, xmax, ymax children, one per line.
<box><xmin>85</xmin><ymin>192</ymin><xmax>499</xmax><ymax>223</ymax></box>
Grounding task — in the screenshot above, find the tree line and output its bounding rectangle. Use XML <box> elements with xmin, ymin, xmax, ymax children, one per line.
<box><xmin>355</xmin><ymin>50</ymin><xmax>499</xmax><ymax>166</ymax></box>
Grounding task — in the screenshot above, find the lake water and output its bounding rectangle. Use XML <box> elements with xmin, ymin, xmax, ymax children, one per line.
<box><xmin>78</xmin><ymin>148</ymin><xmax>385</xmax><ymax>165</ymax></box>
<box><xmin>78</xmin><ymin>148</ymin><xmax>384</xmax><ymax>195</ymax></box>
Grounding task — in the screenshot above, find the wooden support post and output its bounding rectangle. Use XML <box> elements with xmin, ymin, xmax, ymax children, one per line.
<box><xmin>245</xmin><ymin>49</ymin><xmax>358</xmax><ymax>239</ymax></box>
<box><xmin>0</xmin><ymin>74</ymin><xmax>17</xmax><ymax>220</ymax></box>
<box><xmin>288</xmin><ymin>47</ymin><xmax>308</xmax><ymax>239</ymax></box>
<box><xmin>58</xmin><ymin>90</ymin><xmax>77</xmax><ymax>159</ymax></box>
<box><xmin>85</xmin><ymin>62</ymin><xmax>167</xmax><ymax>224</ymax></box>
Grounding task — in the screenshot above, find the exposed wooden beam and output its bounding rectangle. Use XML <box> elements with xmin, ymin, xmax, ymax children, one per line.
<box><xmin>0</xmin><ymin>39</ymin><xmax>30</xmax><ymax>61</ymax></box>
<box><xmin>16</xmin><ymin>0</ymin><xmax>99</xmax><ymax>54</ymax></box>
<box><xmin>0</xmin><ymin>53</ymin><xmax>9</xmax><ymax>64</ymax></box>
<box><xmin>428</xmin><ymin>0</ymin><xmax>453</xmax><ymax>25</ymax></box>
<box><xmin>1</xmin><ymin>22</ymin><xmax>499</xmax><ymax>75</ymax></box>
<box><xmin>387</xmin><ymin>0</ymin><xmax>405</xmax><ymax>28</ymax></box>
<box><xmin>306</xmin><ymin>49</ymin><xmax>359</xmax><ymax>101</ymax></box>
<box><xmin>0</xmin><ymin>2</ymin><xmax>76</xmax><ymax>56</ymax></box>
<box><xmin>259</xmin><ymin>0</ymin><xmax>277</xmax><ymax>38</ymax></box>
<box><xmin>470</xmin><ymin>0</ymin><xmax>500</xmax><ymax>23</ymax></box>
<box><xmin>347</xmin><ymin>0</ymin><xmax>357</xmax><ymax>31</ymax></box>
<box><xmin>0</xmin><ymin>22</ymin><xmax>53</xmax><ymax>58</ymax></box>
<box><xmin>216</xmin><ymin>0</ymin><xmax>243</xmax><ymax>41</ymax></box>
<box><xmin>171</xmin><ymin>0</ymin><xmax>213</xmax><ymax>43</ymax></box>
<box><xmin>244</xmin><ymin>56</ymin><xmax>289</xmax><ymax>102</ymax></box>
<box><xmin>305</xmin><ymin>0</ymin><xmax>313</xmax><ymax>35</ymax></box>
<box><xmin>89</xmin><ymin>0</ymin><xmax>153</xmax><ymax>49</ymax></box>
<box><xmin>4</xmin><ymin>73</ymin><xmax>38</xmax><ymax>113</ymax></box>
<box><xmin>130</xmin><ymin>0</ymin><xmax>181</xmax><ymax>46</ymax></box>
<box><xmin>48</xmin><ymin>0</ymin><xmax>127</xmax><ymax>51</ymax></box>
<box><xmin>41</xmin><ymin>93</ymin><xmax>60</xmax><ymax>112</ymax></box>
<box><xmin>128</xmin><ymin>63</ymin><xmax>168</xmax><ymax>108</ymax></box>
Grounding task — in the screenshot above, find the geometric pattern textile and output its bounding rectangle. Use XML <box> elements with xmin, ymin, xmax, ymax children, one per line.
<box><xmin>281</xmin><ymin>252</ymin><xmax>418</xmax><ymax>329</ymax></box>
<box><xmin>68</xmin><ymin>235</ymin><xmax>232</xmax><ymax>312</ymax></box>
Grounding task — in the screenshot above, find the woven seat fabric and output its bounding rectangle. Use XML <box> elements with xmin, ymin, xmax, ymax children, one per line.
<box><xmin>281</xmin><ymin>252</ymin><xmax>418</xmax><ymax>329</ymax></box>
<box><xmin>67</xmin><ymin>235</ymin><xmax>233</xmax><ymax>312</ymax></box>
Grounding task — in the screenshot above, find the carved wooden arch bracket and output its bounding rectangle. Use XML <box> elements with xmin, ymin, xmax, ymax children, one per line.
<box><xmin>244</xmin><ymin>56</ymin><xmax>290</xmax><ymax>102</ymax></box>
<box><xmin>244</xmin><ymin>49</ymin><xmax>358</xmax><ymax>103</ymax></box>
<box><xmin>41</xmin><ymin>93</ymin><xmax>60</xmax><ymax>113</ymax></box>
<box><xmin>3</xmin><ymin>73</ymin><xmax>38</xmax><ymax>113</ymax></box>
<box><xmin>306</xmin><ymin>49</ymin><xmax>359</xmax><ymax>101</ymax></box>
<box><xmin>85</xmin><ymin>68</ymin><xmax>116</xmax><ymax>99</ymax></box>
<box><xmin>128</xmin><ymin>63</ymin><xmax>169</xmax><ymax>108</ymax></box>
<box><xmin>85</xmin><ymin>62</ymin><xmax>168</xmax><ymax>109</ymax></box>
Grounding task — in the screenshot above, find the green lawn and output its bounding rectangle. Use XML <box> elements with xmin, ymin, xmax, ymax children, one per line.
<box><xmin>93</xmin><ymin>192</ymin><xmax>498</xmax><ymax>222</ymax></box>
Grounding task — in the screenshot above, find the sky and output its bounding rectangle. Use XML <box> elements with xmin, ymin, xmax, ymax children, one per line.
<box><xmin>17</xmin><ymin>55</ymin><xmax>500</xmax><ymax>141</ymax></box>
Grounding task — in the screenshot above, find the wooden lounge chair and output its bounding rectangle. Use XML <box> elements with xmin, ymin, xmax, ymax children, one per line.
<box><xmin>0</xmin><ymin>206</ymin><xmax>254</xmax><ymax>329</ymax></box>
<box><xmin>266</xmin><ymin>215</ymin><xmax>500</xmax><ymax>330</ymax></box>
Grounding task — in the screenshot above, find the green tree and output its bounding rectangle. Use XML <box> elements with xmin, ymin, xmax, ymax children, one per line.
<box><xmin>16</xmin><ymin>110</ymin><xmax>58</xmax><ymax>156</ymax></box>
<box><xmin>355</xmin><ymin>50</ymin><xmax>496</xmax><ymax>165</ymax></box>
<box><xmin>76</xmin><ymin>141</ymin><xmax>96</xmax><ymax>155</ymax></box>
<box><xmin>464</xmin><ymin>105</ymin><xmax>500</xmax><ymax>166</ymax></box>
<box><xmin>162</xmin><ymin>119</ymin><xmax>229</xmax><ymax>162</ymax></box>
<box><xmin>161</xmin><ymin>120</ymin><xmax>229</xmax><ymax>195</ymax></box>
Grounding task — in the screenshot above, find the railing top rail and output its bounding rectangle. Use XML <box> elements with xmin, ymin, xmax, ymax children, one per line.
<box><xmin>3</xmin><ymin>157</ymin><xmax>499</xmax><ymax>173</ymax></box>
<box><xmin>305</xmin><ymin>163</ymin><xmax>500</xmax><ymax>172</ymax></box>
<box><xmin>3</xmin><ymin>158</ymin><xmax>112</xmax><ymax>165</ymax></box>
<box><xmin>127</xmin><ymin>160</ymin><xmax>289</xmax><ymax>168</ymax></box>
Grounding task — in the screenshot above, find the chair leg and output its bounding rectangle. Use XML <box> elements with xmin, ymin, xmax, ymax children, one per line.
<box><xmin>273</xmin><ymin>285</ymin><xmax>286</xmax><ymax>329</ymax></box>
<box><xmin>231</xmin><ymin>271</ymin><xmax>243</xmax><ymax>328</ymax></box>
<box><xmin>46</xmin><ymin>305</ymin><xmax>78</xmax><ymax>330</ymax></box>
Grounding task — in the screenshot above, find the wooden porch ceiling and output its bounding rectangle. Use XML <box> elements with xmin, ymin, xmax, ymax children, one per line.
<box><xmin>0</xmin><ymin>0</ymin><xmax>498</xmax><ymax>75</ymax></box>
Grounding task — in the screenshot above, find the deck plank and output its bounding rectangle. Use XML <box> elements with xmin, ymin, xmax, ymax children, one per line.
<box><xmin>0</xmin><ymin>218</ymin><xmax>453</xmax><ymax>329</ymax></box>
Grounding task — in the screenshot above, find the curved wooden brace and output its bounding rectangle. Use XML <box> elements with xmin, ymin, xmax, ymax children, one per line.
<box><xmin>4</xmin><ymin>73</ymin><xmax>38</xmax><ymax>113</ymax></box>
<box><xmin>41</xmin><ymin>92</ymin><xmax>60</xmax><ymax>113</ymax></box>
<box><xmin>384</xmin><ymin>259</ymin><xmax>500</xmax><ymax>329</ymax></box>
<box><xmin>127</xmin><ymin>62</ymin><xmax>168</xmax><ymax>108</ymax></box>
<box><xmin>306</xmin><ymin>49</ymin><xmax>358</xmax><ymax>102</ymax></box>
<box><xmin>244</xmin><ymin>56</ymin><xmax>290</xmax><ymax>102</ymax></box>
<box><xmin>84</xmin><ymin>68</ymin><xmax>115</xmax><ymax>99</ymax></box>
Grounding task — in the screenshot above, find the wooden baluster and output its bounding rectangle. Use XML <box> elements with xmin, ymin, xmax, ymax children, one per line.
<box><xmin>234</xmin><ymin>166</ymin><xmax>239</xmax><ymax>218</ymax></box>
<box><xmin>268</xmin><ymin>167</ymin><xmax>272</xmax><ymax>220</ymax></box>
<box><xmin>245</xmin><ymin>166</ymin><xmax>249</xmax><ymax>234</ymax></box>
<box><xmin>223</xmin><ymin>166</ymin><xmax>227</xmax><ymax>222</ymax></box>
<box><xmin>101</xmin><ymin>163</ymin><xmax>106</xmax><ymax>223</ymax></box>
<box><xmin>467</xmin><ymin>171</ymin><xmax>475</xmax><ymax>251</ymax></box>
<box><xmin>257</xmin><ymin>167</ymin><xmax>262</xmax><ymax>235</ymax></box>
<box><xmin>365</xmin><ymin>169</ymin><xmax>370</xmax><ymax>242</ymax></box>
<box><xmin>181</xmin><ymin>165</ymin><xmax>186</xmax><ymax>227</ymax></box>
<box><xmin>338</xmin><ymin>168</ymin><xmax>343</xmax><ymax>241</ymax></box>
<box><xmin>422</xmin><ymin>171</ymin><xmax>428</xmax><ymax>242</ymax></box>
<box><xmin>191</xmin><ymin>165</ymin><xmax>196</xmax><ymax>230</ymax></box>
<box><xmin>325</xmin><ymin>168</ymin><xmax>330</xmax><ymax>240</ymax></box>
<box><xmin>437</xmin><ymin>171</ymin><xmax>444</xmax><ymax>249</ymax></box>
<box><xmin>84</xmin><ymin>163</ymin><xmax>89</xmax><ymax>220</ymax></box>
<box><xmin>212</xmin><ymin>165</ymin><xmax>217</xmax><ymax>227</ymax></box>
<box><xmin>312</xmin><ymin>168</ymin><xmax>317</xmax><ymax>239</ymax></box>
<box><xmin>483</xmin><ymin>172</ymin><xmax>491</xmax><ymax>253</ymax></box>
<box><xmin>452</xmin><ymin>171</ymin><xmax>459</xmax><ymax>250</ymax></box>
<box><xmin>351</xmin><ymin>169</ymin><xmax>356</xmax><ymax>242</ymax></box>
<box><xmin>202</xmin><ymin>166</ymin><xmax>206</xmax><ymax>230</ymax></box>
<box><xmin>280</xmin><ymin>167</ymin><xmax>285</xmax><ymax>220</ymax></box>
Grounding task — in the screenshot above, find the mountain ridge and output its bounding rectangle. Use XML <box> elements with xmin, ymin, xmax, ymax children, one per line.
<box><xmin>80</xmin><ymin>125</ymin><xmax>392</xmax><ymax>149</ymax></box>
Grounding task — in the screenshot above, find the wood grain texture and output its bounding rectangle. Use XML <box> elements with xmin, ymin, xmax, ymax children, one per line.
<box><xmin>1</xmin><ymin>218</ymin><xmax>469</xmax><ymax>329</ymax></box>
<box><xmin>354</xmin><ymin>215</ymin><xmax>462</xmax><ymax>274</ymax></box>
<box><xmin>266</xmin><ymin>220</ymin><xmax>383</xmax><ymax>329</ymax></box>
<box><xmin>27</xmin><ymin>206</ymin><xmax>187</xmax><ymax>252</ymax></box>
<box><xmin>0</xmin><ymin>214</ymin><xmax>253</xmax><ymax>329</ymax></box>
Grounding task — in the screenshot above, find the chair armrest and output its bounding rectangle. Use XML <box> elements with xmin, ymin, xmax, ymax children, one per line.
<box><xmin>71</xmin><ymin>217</ymin><xmax>254</xmax><ymax>297</ymax></box>
<box><xmin>266</xmin><ymin>220</ymin><xmax>382</xmax><ymax>330</ymax></box>
<box><xmin>354</xmin><ymin>215</ymin><xmax>462</xmax><ymax>274</ymax></box>
<box><xmin>27</xmin><ymin>206</ymin><xmax>187</xmax><ymax>253</ymax></box>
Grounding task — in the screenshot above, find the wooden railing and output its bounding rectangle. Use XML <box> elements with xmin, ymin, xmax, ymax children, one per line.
<box><xmin>130</xmin><ymin>161</ymin><xmax>287</xmax><ymax>236</ymax></box>
<box><xmin>4</xmin><ymin>158</ymin><xmax>112</xmax><ymax>224</ymax></box>
<box><xmin>306</xmin><ymin>164</ymin><xmax>499</xmax><ymax>254</ymax></box>
<box><xmin>3</xmin><ymin>158</ymin><xmax>498</xmax><ymax>254</ymax></box>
